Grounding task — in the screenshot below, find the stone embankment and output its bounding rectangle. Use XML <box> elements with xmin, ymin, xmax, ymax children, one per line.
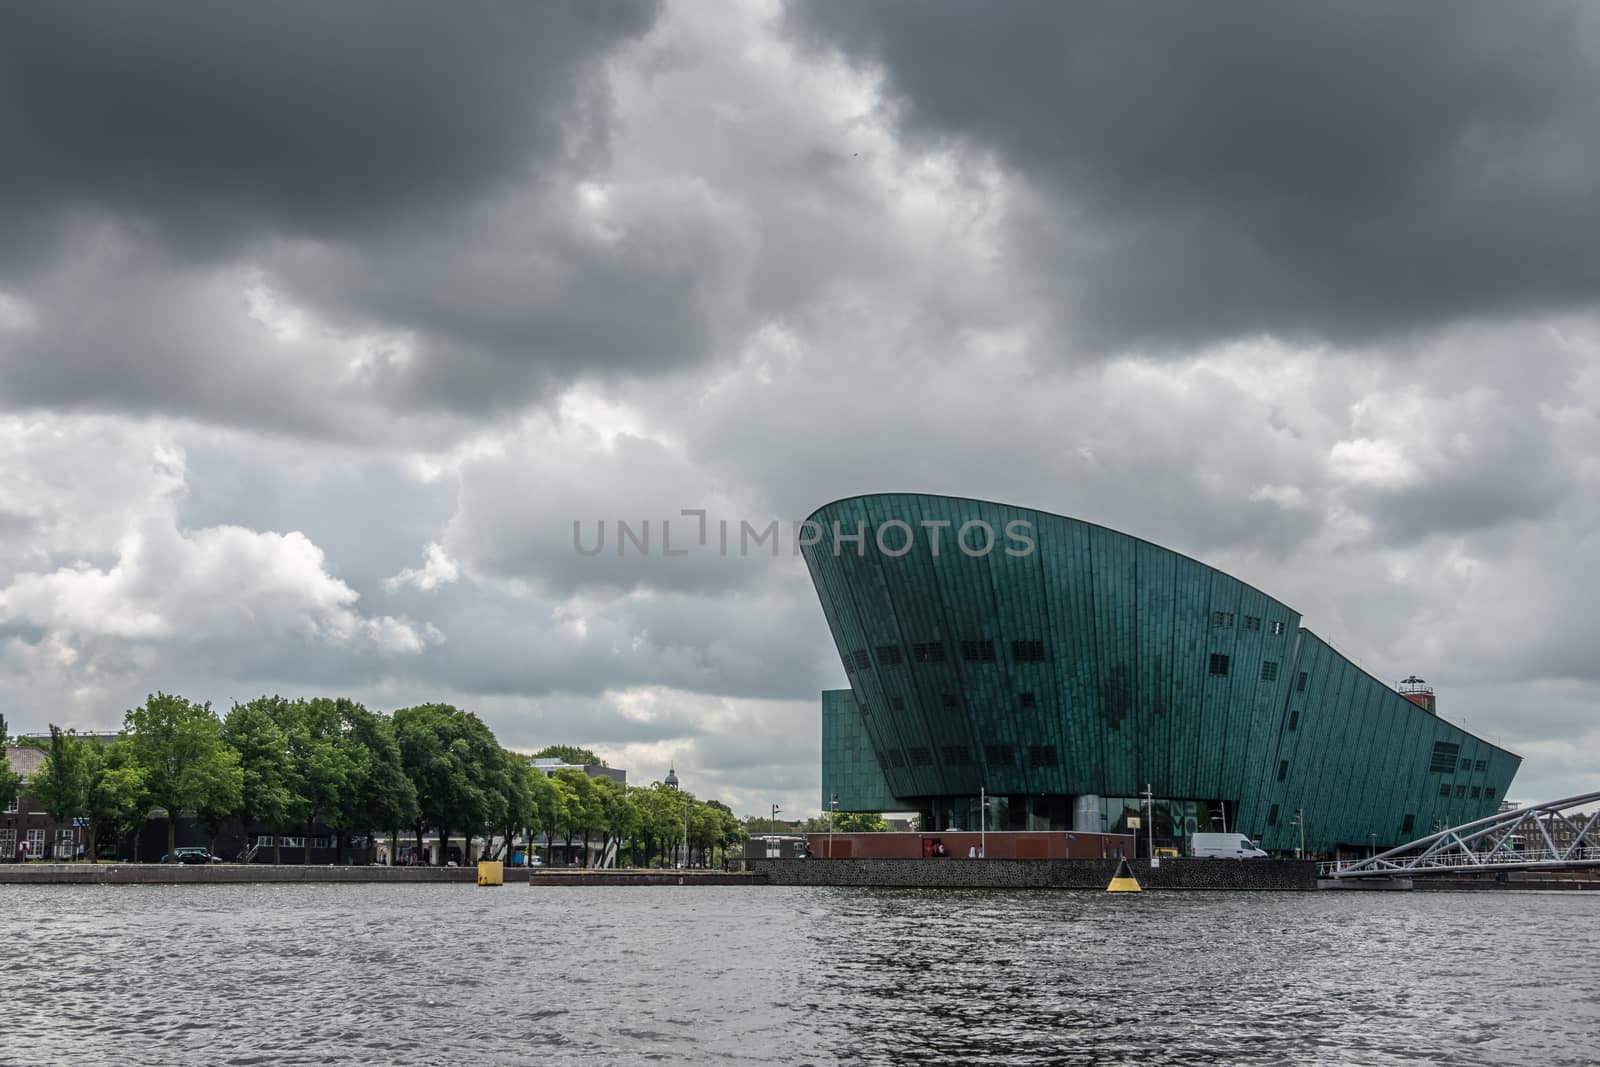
<box><xmin>751</xmin><ymin>857</ymin><xmax>1318</xmax><ymax>890</ymax></box>
<box><xmin>0</xmin><ymin>864</ymin><xmax>766</xmax><ymax>886</ymax></box>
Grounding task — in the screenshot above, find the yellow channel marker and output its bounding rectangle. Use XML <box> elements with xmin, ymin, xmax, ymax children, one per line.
<box><xmin>1105</xmin><ymin>857</ymin><xmax>1142</xmax><ymax>893</ymax></box>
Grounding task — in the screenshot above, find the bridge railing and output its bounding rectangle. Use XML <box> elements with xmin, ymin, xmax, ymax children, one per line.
<box><xmin>1320</xmin><ymin>845</ymin><xmax>1600</xmax><ymax>878</ymax></box>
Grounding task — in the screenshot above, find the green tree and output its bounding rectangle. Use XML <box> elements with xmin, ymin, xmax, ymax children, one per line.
<box><xmin>632</xmin><ymin>783</ymin><xmax>688</xmax><ymax>867</ymax></box>
<box><xmin>29</xmin><ymin>726</ymin><xmax>91</xmax><ymax>857</ymax></box>
<box><xmin>343</xmin><ymin>707</ymin><xmax>418</xmax><ymax>865</ymax></box>
<box><xmin>82</xmin><ymin>740</ymin><xmax>147</xmax><ymax>863</ymax></box>
<box><xmin>833</xmin><ymin>812</ymin><xmax>891</xmax><ymax>833</ymax></box>
<box><xmin>0</xmin><ymin>713</ymin><xmax>21</xmax><ymax>815</ymax></box>
<box><xmin>532</xmin><ymin>744</ymin><xmax>603</xmax><ymax>767</ymax></box>
<box><xmin>394</xmin><ymin>703</ymin><xmax>500</xmax><ymax>866</ymax></box>
<box><xmin>526</xmin><ymin>768</ymin><xmax>567</xmax><ymax>863</ymax></box>
<box><xmin>707</xmin><ymin>799</ymin><xmax>744</xmax><ymax>866</ymax></box>
<box><xmin>553</xmin><ymin>768</ymin><xmax>601</xmax><ymax>866</ymax></box>
<box><xmin>124</xmin><ymin>693</ymin><xmax>244</xmax><ymax>862</ymax></box>
<box><xmin>280</xmin><ymin>698</ymin><xmax>358</xmax><ymax>865</ymax></box>
<box><xmin>222</xmin><ymin>698</ymin><xmax>298</xmax><ymax>863</ymax></box>
<box><xmin>591</xmin><ymin>775</ymin><xmax>637</xmax><ymax>868</ymax></box>
<box><xmin>486</xmin><ymin>748</ymin><xmax>531</xmax><ymax>862</ymax></box>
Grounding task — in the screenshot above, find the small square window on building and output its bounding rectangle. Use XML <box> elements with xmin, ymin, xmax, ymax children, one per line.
<box><xmin>1470</xmin><ymin>786</ymin><xmax>1481</xmax><ymax>799</ymax></box>
<box><xmin>1243</xmin><ymin>615</ymin><xmax>1261</xmax><ymax>631</ymax></box>
<box><xmin>1261</xmin><ymin>661</ymin><xmax>1279</xmax><ymax>682</ymax></box>
<box><xmin>888</xmin><ymin>750</ymin><xmax>907</xmax><ymax>769</ymax></box>
<box><xmin>941</xmin><ymin>746</ymin><xmax>971</xmax><ymax>765</ymax></box>
<box><xmin>913</xmin><ymin>642</ymin><xmax>946</xmax><ymax>663</ymax></box>
<box><xmin>960</xmin><ymin>639</ymin><xmax>996</xmax><ymax>662</ymax></box>
<box><xmin>1028</xmin><ymin>745</ymin><xmax>1058</xmax><ymax>768</ymax></box>
<box><xmin>1296</xmin><ymin>671</ymin><xmax>1308</xmax><ymax>692</ymax></box>
<box><xmin>1271</xmin><ymin>621</ymin><xmax>1286</xmax><ymax>636</ymax></box>
<box><xmin>985</xmin><ymin>744</ymin><xmax>1013</xmax><ymax>766</ymax></box>
<box><xmin>875</xmin><ymin>645</ymin><xmax>903</xmax><ymax>666</ymax></box>
<box><xmin>1440</xmin><ymin>783</ymin><xmax>1451</xmax><ymax>797</ymax></box>
<box><xmin>1011</xmin><ymin>639</ymin><xmax>1046</xmax><ymax>662</ymax></box>
<box><xmin>1475</xmin><ymin>759</ymin><xmax>1487</xmax><ymax>772</ymax></box>
<box><xmin>841</xmin><ymin>656</ymin><xmax>853</xmax><ymax>674</ymax></box>
<box><xmin>1459</xmin><ymin>757</ymin><xmax>1471</xmax><ymax>771</ymax></box>
<box><xmin>1213</xmin><ymin>611</ymin><xmax>1234</xmax><ymax>628</ymax></box>
<box><xmin>1268</xmin><ymin>804</ymin><xmax>1280</xmax><ymax>825</ymax></box>
<box><xmin>1277</xmin><ymin>760</ymin><xmax>1288</xmax><ymax>782</ymax></box>
<box><xmin>852</xmin><ymin>649</ymin><xmax>871</xmax><ymax>670</ymax></box>
<box><xmin>1429</xmin><ymin>741</ymin><xmax>1461</xmax><ymax>773</ymax></box>
<box><xmin>1288</xmin><ymin>710</ymin><xmax>1299</xmax><ymax>731</ymax></box>
<box><xmin>1019</xmin><ymin>691</ymin><xmax>1036</xmax><ymax>709</ymax></box>
<box><xmin>908</xmin><ymin>747</ymin><xmax>933</xmax><ymax>767</ymax></box>
<box><xmin>1209</xmin><ymin>653</ymin><xmax>1230</xmax><ymax>676</ymax></box>
<box><xmin>1486</xmin><ymin>787</ymin><xmax>1497</xmax><ymax>799</ymax></box>
<box><xmin>1455</xmin><ymin>785</ymin><xmax>1466</xmax><ymax>798</ymax></box>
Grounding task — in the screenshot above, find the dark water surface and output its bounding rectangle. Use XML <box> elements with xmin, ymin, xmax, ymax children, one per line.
<box><xmin>2</xmin><ymin>884</ymin><xmax>1596</xmax><ymax>1065</ymax></box>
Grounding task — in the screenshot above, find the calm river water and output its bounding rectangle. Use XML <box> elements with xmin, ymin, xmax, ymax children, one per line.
<box><xmin>1</xmin><ymin>884</ymin><xmax>1595</xmax><ymax>1065</ymax></box>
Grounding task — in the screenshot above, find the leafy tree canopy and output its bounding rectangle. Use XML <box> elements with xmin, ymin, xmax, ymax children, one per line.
<box><xmin>123</xmin><ymin>692</ymin><xmax>243</xmax><ymax>860</ymax></box>
<box><xmin>532</xmin><ymin>744</ymin><xmax>603</xmax><ymax>767</ymax></box>
<box><xmin>29</xmin><ymin>725</ymin><xmax>90</xmax><ymax>824</ymax></box>
<box><xmin>0</xmin><ymin>713</ymin><xmax>25</xmax><ymax>813</ymax></box>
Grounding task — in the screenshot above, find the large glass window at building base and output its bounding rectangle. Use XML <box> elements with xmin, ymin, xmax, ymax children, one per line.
<box><xmin>923</xmin><ymin>795</ymin><xmax>1034</xmax><ymax>832</ymax></box>
<box><xmin>1102</xmin><ymin>797</ymin><xmax>1226</xmax><ymax>851</ymax></box>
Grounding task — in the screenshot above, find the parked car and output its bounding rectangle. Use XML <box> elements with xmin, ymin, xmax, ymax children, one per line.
<box><xmin>160</xmin><ymin>847</ymin><xmax>224</xmax><ymax>864</ymax></box>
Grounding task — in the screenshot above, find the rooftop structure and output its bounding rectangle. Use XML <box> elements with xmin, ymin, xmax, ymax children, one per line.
<box><xmin>529</xmin><ymin>758</ymin><xmax>626</xmax><ymax>786</ymax></box>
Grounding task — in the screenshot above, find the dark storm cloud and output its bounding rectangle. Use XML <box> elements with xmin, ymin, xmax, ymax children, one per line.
<box><xmin>788</xmin><ymin>2</ymin><xmax>1600</xmax><ymax>351</ymax></box>
<box><xmin>0</xmin><ymin>1</ymin><xmax>660</xmax><ymax>267</ymax></box>
<box><xmin>0</xmin><ymin>1</ymin><xmax>719</xmax><ymax>434</ymax></box>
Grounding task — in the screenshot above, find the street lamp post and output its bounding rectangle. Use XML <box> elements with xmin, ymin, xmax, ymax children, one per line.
<box><xmin>1369</xmin><ymin>832</ymin><xmax>1377</xmax><ymax>859</ymax></box>
<box><xmin>1293</xmin><ymin>808</ymin><xmax>1305</xmax><ymax>860</ymax></box>
<box><xmin>980</xmin><ymin>786</ymin><xmax>987</xmax><ymax>859</ymax></box>
<box><xmin>771</xmin><ymin>804</ymin><xmax>781</xmax><ymax>837</ymax></box>
<box><xmin>1141</xmin><ymin>783</ymin><xmax>1155</xmax><ymax>861</ymax></box>
<box><xmin>828</xmin><ymin>793</ymin><xmax>837</xmax><ymax>858</ymax></box>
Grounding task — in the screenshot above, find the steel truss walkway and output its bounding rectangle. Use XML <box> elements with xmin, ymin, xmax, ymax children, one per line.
<box><xmin>1320</xmin><ymin>790</ymin><xmax>1600</xmax><ymax>880</ymax></box>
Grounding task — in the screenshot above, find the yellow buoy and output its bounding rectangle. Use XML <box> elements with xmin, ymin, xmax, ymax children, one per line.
<box><xmin>477</xmin><ymin>860</ymin><xmax>504</xmax><ymax>887</ymax></box>
<box><xmin>1105</xmin><ymin>857</ymin><xmax>1142</xmax><ymax>893</ymax></box>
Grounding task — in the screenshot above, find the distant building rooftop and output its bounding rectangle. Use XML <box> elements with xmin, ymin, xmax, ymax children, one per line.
<box><xmin>529</xmin><ymin>758</ymin><xmax>626</xmax><ymax>786</ymax></box>
<box><xmin>3</xmin><ymin>745</ymin><xmax>46</xmax><ymax>777</ymax></box>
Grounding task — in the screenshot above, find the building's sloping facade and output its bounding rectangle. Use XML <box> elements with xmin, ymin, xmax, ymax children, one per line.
<box><xmin>821</xmin><ymin>688</ymin><xmax>901</xmax><ymax>813</ymax></box>
<box><xmin>803</xmin><ymin>493</ymin><xmax>1520</xmax><ymax>854</ymax></box>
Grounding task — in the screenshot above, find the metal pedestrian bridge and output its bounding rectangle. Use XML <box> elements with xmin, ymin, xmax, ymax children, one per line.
<box><xmin>1320</xmin><ymin>790</ymin><xmax>1600</xmax><ymax>881</ymax></box>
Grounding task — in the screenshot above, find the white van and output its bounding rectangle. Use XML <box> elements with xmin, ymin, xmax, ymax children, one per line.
<box><xmin>1190</xmin><ymin>832</ymin><xmax>1268</xmax><ymax>859</ymax></box>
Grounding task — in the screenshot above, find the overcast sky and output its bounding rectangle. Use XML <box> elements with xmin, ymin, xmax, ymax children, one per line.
<box><xmin>3</xmin><ymin>2</ymin><xmax>1598</xmax><ymax>817</ymax></box>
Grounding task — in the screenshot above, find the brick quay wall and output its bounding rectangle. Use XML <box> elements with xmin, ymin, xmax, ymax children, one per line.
<box><xmin>751</xmin><ymin>857</ymin><xmax>1318</xmax><ymax>890</ymax></box>
<box><xmin>0</xmin><ymin>864</ymin><xmax>766</xmax><ymax>887</ymax></box>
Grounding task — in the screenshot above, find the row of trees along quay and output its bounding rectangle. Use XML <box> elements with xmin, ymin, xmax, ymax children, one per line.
<box><xmin>2</xmin><ymin>694</ymin><xmax>749</xmax><ymax>866</ymax></box>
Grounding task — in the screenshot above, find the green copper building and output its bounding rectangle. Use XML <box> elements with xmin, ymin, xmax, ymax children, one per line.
<box><xmin>803</xmin><ymin>493</ymin><xmax>1520</xmax><ymax>855</ymax></box>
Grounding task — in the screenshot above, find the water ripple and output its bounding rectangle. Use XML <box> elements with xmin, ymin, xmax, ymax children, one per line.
<box><xmin>0</xmin><ymin>883</ymin><xmax>1595</xmax><ymax>1065</ymax></box>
